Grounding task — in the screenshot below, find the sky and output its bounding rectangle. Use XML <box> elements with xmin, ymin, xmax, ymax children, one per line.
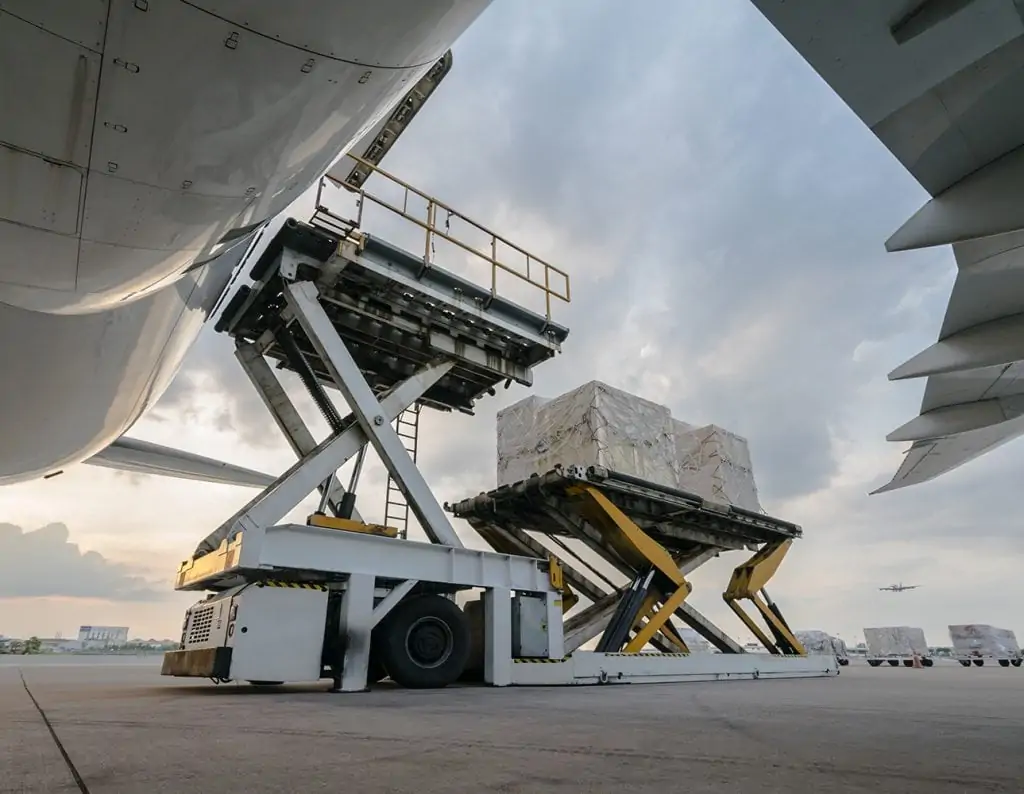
<box><xmin>2</xmin><ymin>0</ymin><xmax>1022</xmax><ymax>647</ymax></box>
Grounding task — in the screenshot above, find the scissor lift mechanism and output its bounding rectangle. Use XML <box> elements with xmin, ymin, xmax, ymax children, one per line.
<box><xmin>161</xmin><ymin>161</ymin><xmax>831</xmax><ymax>692</ymax></box>
<box><xmin>449</xmin><ymin>466</ymin><xmax>809</xmax><ymax>665</ymax></box>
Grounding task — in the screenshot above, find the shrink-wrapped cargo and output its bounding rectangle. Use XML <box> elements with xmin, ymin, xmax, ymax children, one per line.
<box><xmin>496</xmin><ymin>381</ymin><xmax>762</xmax><ymax>511</ymax></box>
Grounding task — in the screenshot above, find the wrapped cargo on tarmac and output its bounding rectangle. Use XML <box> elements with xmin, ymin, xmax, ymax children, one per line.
<box><xmin>796</xmin><ymin>630</ymin><xmax>849</xmax><ymax>665</ymax></box>
<box><xmin>496</xmin><ymin>381</ymin><xmax>763</xmax><ymax>512</ymax></box>
<box><xmin>864</xmin><ymin>626</ymin><xmax>933</xmax><ymax>667</ymax></box>
<box><xmin>949</xmin><ymin>624</ymin><xmax>1023</xmax><ymax>667</ymax></box>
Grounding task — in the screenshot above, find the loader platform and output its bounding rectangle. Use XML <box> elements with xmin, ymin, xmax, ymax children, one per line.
<box><xmin>449</xmin><ymin>465</ymin><xmax>801</xmax><ymax>554</ymax></box>
<box><xmin>216</xmin><ymin>155</ymin><xmax>570</xmax><ymax>415</ymax></box>
<box><xmin>449</xmin><ymin>465</ymin><xmax>807</xmax><ymax>658</ymax></box>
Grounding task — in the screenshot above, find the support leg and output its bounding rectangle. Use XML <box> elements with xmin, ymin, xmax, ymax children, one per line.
<box><xmin>545</xmin><ymin>590</ymin><xmax>565</xmax><ymax>659</ymax></box>
<box><xmin>624</xmin><ymin>585</ymin><xmax>691</xmax><ymax>652</ymax></box>
<box><xmin>483</xmin><ymin>587</ymin><xmax>512</xmax><ymax>686</ymax></box>
<box><xmin>235</xmin><ymin>341</ymin><xmax>355</xmax><ymax>519</ymax></box>
<box><xmin>723</xmin><ymin>540</ymin><xmax>806</xmax><ymax>655</ymax></box>
<box><xmin>336</xmin><ymin>573</ymin><xmax>375</xmax><ymax>692</ymax></box>
<box><xmin>285</xmin><ymin>280</ymin><xmax>464</xmax><ymax>549</ymax></box>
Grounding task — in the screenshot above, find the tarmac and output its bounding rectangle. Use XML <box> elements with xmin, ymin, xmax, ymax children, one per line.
<box><xmin>3</xmin><ymin>657</ymin><xmax>1023</xmax><ymax>793</ymax></box>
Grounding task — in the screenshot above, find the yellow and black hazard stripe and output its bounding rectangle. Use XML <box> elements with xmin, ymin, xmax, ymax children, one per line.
<box><xmin>603</xmin><ymin>651</ymin><xmax>690</xmax><ymax>657</ymax></box>
<box><xmin>255</xmin><ymin>580</ymin><xmax>328</xmax><ymax>591</ymax></box>
<box><xmin>513</xmin><ymin>657</ymin><xmax>570</xmax><ymax>664</ymax></box>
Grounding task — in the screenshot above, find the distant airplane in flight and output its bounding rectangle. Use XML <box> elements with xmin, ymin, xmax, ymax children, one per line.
<box><xmin>879</xmin><ymin>583</ymin><xmax>920</xmax><ymax>593</ymax></box>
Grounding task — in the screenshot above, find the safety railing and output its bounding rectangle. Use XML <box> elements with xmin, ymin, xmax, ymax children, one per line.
<box><xmin>314</xmin><ymin>154</ymin><xmax>570</xmax><ymax>320</ymax></box>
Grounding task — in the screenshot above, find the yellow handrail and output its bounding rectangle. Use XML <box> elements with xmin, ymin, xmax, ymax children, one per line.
<box><xmin>326</xmin><ymin>153</ymin><xmax>570</xmax><ymax>320</ymax></box>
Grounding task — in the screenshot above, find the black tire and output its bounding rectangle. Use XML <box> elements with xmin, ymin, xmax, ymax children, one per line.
<box><xmin>838</xmin><ymin>658</ymin><xmax>850</xmax><ymax>666</ymax></box>
<box><xmin>960</xmin><ymin>660</ymin><xmax>971</xmax><ymax>667</ymax></box>
<box><xmin>888</xmin><ymin>659</ymin><xmax>900</xmax><ymax>667</ymax></box>
<box><xmin>1011</xmin><ymin>659</ymin><xmax>1022</xmax><ymax>668</ymax></box>
<box><xmin>868</xmin><ymin>660</ymin><xmax>882</xmax><ymax>667</ymax></box>
<box><xmin>973</xmin><ymin>659</ymin><xmax>984</xmax><ymax>667</ymax></box>
<box><xmin>999</xmin><ymin>659</ymin><xmax>1010</xmax><ymax>668</ymax></box>
<box><xmin>375</xmin><ymin>594</ymin><xmax>469</xmax><ymax>689</ymax></box>
<box><xmin>922</xmin><ymin>658</ymin><xmax>934</xmax><ymax>668</ymax></box>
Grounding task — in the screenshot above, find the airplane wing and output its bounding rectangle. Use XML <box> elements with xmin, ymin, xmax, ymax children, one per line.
<box><xmin>84</xmin><ymin>437</ymin><xmax>274</xmax><ymax>489</ymax></box>
<box><xmin>750</xmin><ymin>1</ymin><xmax>1024</xmax><ymax>492</ymax></box>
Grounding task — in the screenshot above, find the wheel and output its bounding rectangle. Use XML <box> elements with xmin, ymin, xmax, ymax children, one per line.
<box><xmin>838</xmin><ymin>658</ymin><xmax>850</xmax><ymax>666</ymax></box>
<box><xmin>922</xmin><ymin>658</ymin><xmax>934</xmax><ymax>668</ymax></box>
<box><xmin>1011</xmin><ymin>659</ymin><xmax>1022</xmax><ymax>668</ymax></box>
<box><xmin>973</xmin><ymin>659</ymin><xmax>984</xmax><ymax>667</ymax></box>
<box><xmin>374</xmin><ymin>594</ymin><xmax>470</xmax><ymax>689</ymax></box>
<box><xmin>998</xmin><ymin>659</ymin><xmax>1010</xmax><ymax>668</ymax></box>
<box><xmin>888</xmin><ymin>659</ymin><xmax>900</xmax><ymax>667</ymax></box>
<box><xmin>867</xmin><ymin>660</ymin><xmax>882</xmax><ymax>667</ymax></box>
<box><xmin>902</xmin><ymin>659</ymin><xmax>913</xmax><ymax>667</ymax></box>
<box><xmin>960</xmin><ymin>660</ymin><xmax>971</xmax><ymax>667</ymax></box>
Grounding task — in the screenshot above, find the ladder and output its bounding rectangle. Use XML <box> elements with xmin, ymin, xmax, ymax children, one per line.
<box><xmin>384</xmin><ymin>403</ymin><xmax>422</xmax><ymax>539</ymax></box>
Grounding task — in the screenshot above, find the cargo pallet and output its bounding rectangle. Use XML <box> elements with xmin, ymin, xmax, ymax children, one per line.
<box><xmin>162</xmin><ymin>158</ymin><xmax>836</xmax><ymax>692</ymax></box>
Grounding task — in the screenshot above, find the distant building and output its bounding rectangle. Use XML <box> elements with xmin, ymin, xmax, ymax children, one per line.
<box><xmin>39</xmin><ymin>638</ymin><xmax>83</xmax><ymax>653</ymax></box>
<box><xmin>77</xmin><ymin>625</ymin><xmax>129</xmax><ymax>649</ymax></box>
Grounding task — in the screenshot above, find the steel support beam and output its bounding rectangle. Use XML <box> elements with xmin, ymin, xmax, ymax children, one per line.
<box><xmin>370</xmin><ymin>579</ymin><xmax>418</xmax><ymax>628</ymax></box>
<box><xmin>235</xmin><ymin>341</ymin><xmax>355</xmax><ymax>519</ymax></box>
<box><xmin>336</xmin><ymin>573</ymin><xmax>375</xmax><ymax>692</ymax></box>
<box><xmin>285</xmin><ymin>280</ymin><xmax>464</xmax><ymax>548</ymax></box>
<box><xmin>193</xmin><ymin>358</ymin><xmax>453</xmax><ymax>557</ymax></box>
<box><xmin>484</xmin><ymin>587</ymin><xmax>512</xmax><ymax>686</ymax></box>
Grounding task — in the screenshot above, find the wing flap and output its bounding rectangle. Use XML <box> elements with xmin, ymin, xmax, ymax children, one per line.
<box><xmin>751</xmin><ymin>0</ymin><xmax>1024</xmax><ymax>490</ymax></box>
<box><xmin>872</xmin><ymin>418</ymin><xmax>1024</xmax><ymax>492</ymax></box>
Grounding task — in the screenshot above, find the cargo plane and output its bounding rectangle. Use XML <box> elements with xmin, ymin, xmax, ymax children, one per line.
<box><xmin>0</xmin><ymin>0</ymin><xmax>491</xmax><ymax>487</ymax></box>
<box><xmin>879</xmin><ymin>583</ymin><xmax>921</xmax><ymax>593</ymax></box>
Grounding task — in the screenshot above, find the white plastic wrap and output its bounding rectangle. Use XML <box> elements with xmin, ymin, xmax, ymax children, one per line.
<box><xmin>496</xmin><ymin>381</ymin><xmax>763</xmax><ymax>512</ymax></box>
<box><xmin>949</xmin><ymin>624</ymin><xmax>1021</xmax><ymax>659</ymax></box>
<box><xmin>796</xmin><ymin>630</ymin><xmax>848</xmax><ymax>660</ymax></box>
<box><xmin>496</xmin><ymin>382</ymin><xmax>677</xmax><ymax>489</ymax></box>
<box><xmin>674</xmin><ymin>423</ymin><xmax>761</xmax><ymax>512</ymax></box>
<box><xmin>863</xmin><ymin>626</ymin><xmax>929</xmax><ymax>658</ymax></box>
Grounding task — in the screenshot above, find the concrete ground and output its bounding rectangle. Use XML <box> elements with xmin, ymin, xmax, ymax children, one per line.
<box><xmin>3</xmin><ymin>658</ymin><xmax>1022</xmax><ymax>793</ymax></box>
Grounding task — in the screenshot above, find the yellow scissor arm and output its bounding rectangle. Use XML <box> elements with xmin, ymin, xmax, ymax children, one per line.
<box><xmin>723</xmin><ymin>539</ymin><xmax>806</xmax><ymax>656</ymax></box>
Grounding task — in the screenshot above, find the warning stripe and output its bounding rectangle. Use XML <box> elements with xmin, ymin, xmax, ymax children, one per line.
<box><xmin>256</xmin><ymin>581</ymin><xmax>327</xmax><ymax>591</ymax></box>
<box><xmin>603</xmin><ymin>652</ymin><xmax>690</xmax><ymax>657</ymax></box>
<box><xmin>513</xmin><ymin>658</ymin><xmax>569</xmax><ymax>664</ymax></box>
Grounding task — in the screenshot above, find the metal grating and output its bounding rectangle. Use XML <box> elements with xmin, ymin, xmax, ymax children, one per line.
<box><xmin>186</xmin><ymin>604</ymin><xmax>215</xmax><ymax>645</ymax></box>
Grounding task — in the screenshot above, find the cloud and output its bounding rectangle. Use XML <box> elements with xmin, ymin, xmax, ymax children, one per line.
<box><xmin>303</xmin><ymin>0</ymin><xmax>956</xmax><ymax>504</ymax></box>
<box><xmin>151</xmin><ymin>0</ymin><xmax>961</xmax><ymax>510</ymax></box>
<box><xmin>0</xmin><ymin>523</ymin><xmax>164</xmax><ymax>601</ymax></box>
<box><xmin>96</xmin><ymin>0</ymin><xmax>1024</xmax><ymax>645</ymax></box>
<box><xmin>150</xmin><ymin>1</ymin><xmax>990</xmax><ymax>512</ymax></box>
